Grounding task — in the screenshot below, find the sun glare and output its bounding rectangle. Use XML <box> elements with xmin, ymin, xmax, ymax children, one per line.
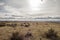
<box><xmin>29</xmin><ymin>0</ymin><xmax>40</xmax><ymax>11</ymax></box>
<box><xmin>28</xmin><ymin>0</ymin><xmax>47</xmax><ymax>11</ymax></box>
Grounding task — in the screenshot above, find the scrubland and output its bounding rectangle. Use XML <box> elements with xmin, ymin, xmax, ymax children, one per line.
<box><xmin>0</xmin><ymin>21</ymin><xmax>60</xmax><ymax>40</ymax></box>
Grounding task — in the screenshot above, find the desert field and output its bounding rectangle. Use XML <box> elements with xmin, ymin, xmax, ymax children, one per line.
<box><xmin>0</xmin><ymin>21</ymin><xmax>60</xmax><ymax>40</ymax></box>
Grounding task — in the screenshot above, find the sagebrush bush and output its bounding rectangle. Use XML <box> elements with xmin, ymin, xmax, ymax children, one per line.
<box><xmin>44</xmin><ymin>28</ymin><xmax>58</xmax><ymax>40</ymax></box>
<box><xmin>24</xmin><ymin>32</ymin><xmax>33</xmax><ymax>40</ymax></box>
<box><xmin>10</xmin><ymin>32</ymin><xmax>23</xmax><ymax>40</ymax></box>
<box><xmin>21</xmin><ymin>23</ymin><xmax>30</xmax><ymax>27</ymax></box>
<box><xmin>25</xmin><ymin>32</ymin><xmax>33</xmax><ymax>38</ymax></box>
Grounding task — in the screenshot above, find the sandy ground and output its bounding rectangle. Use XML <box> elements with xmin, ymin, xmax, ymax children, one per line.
<box><xmin>0</xmin><ymin>21</ymin><xmax>60</xmax><ymax>40</ymax></box>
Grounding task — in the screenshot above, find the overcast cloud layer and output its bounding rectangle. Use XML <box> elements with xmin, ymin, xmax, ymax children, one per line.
<box><xmin>0</xmin><ymin>0</ymin><xmax>60</xmax><ymax>19</ymax></box>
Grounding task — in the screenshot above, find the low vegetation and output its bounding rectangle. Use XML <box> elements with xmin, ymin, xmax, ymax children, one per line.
<box><xmin>0</xmin><ymin>22</ymin><xmax>6</xmax><ymax>27</ymax></box>
<box><xmin>6</xmin><ymin>23</ymin><xmax>17</xmax><ymax>28</ymax></box>
<box><xmin>0</xmin><ymin>22</ymin><xmax>60</xmax><ymax>40</ymax></box>
<box><xmin>43</xmin><ymin>28</ymin><xmax>60</xmax><ymax>40</ymax></box>
<box><xmin>10</xmin><ymin>32</ymin><xmax>23</xmax><ymax>40</ymax></box>
<box><xmin>20</xmin><ymin>23</ymin><xmax>30</xmax><ymax>27</ymax></box>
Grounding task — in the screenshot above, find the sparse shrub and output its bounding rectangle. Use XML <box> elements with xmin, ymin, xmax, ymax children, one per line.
<box><xmin>7</xmin><ymin>23</ymin><xmax>17</xmax><ymax>28</ymax></box>
<box><xmin>21</xmin><ymin>23</ymin><xmax>30</xmax><ymax>27</ymax></box>
<box><xmin>20</xmin><ymin>24</ymin><xmax>24</xmax><ymax>26</ymax></box>
<box><xmin>24</xmin><ymin>32</ymin><xmax>33</xmax><ymax>40</ymax></box>
<box><xmin>24</xmin><ymin>23</ymin><xmax>30</xmax><ymax>27</ymax></box>
<box><xmin>44</xmin><ymin>28</ymin><xmax>58</xmax><ymax>40</ymax></box>
<box><xmin>25</xmin><ymin>32</ymin><xmax>33</xmax><ymax>38</ymax></box>
<box><xmin>0</xmin><ymin>22</ymin><xmax>6</xmax><ymax>27</ymax></box>
<box><xmin>10</xmin><ymin>32</ymin><xmax>23</xmax><ymax>40</ymax></box>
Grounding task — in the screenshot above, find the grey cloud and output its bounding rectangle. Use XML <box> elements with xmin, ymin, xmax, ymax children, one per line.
<box><xmin>0</xmin><ymin>3</ymin><xmax>9</xmax><ymax>13</ymax></box>
<box><xmin>3</xmin><ymin>0</ymin><xmax>29</xmax><ymax>8</ymax></box>
<box><xmin>0</xmin><ymin>9</ymin><xmax>9</xmax><ymax>13</ymax></box>
<box><xmin>0</xmin><ymin>0</ymin><xmax>60</xmax><ymax>16</ymax></box>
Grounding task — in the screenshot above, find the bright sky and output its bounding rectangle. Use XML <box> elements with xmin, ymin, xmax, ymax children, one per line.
<box><xmin>0</xmin><ymin>0</ymin><xmax>60</xmax><ymax>17</ymax></box>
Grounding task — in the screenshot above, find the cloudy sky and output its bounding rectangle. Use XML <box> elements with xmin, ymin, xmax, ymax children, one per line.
<box><xmin>0</xmin><ymin>0</ymin><xmax>60</xmax><ymax>18</ymax></box>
